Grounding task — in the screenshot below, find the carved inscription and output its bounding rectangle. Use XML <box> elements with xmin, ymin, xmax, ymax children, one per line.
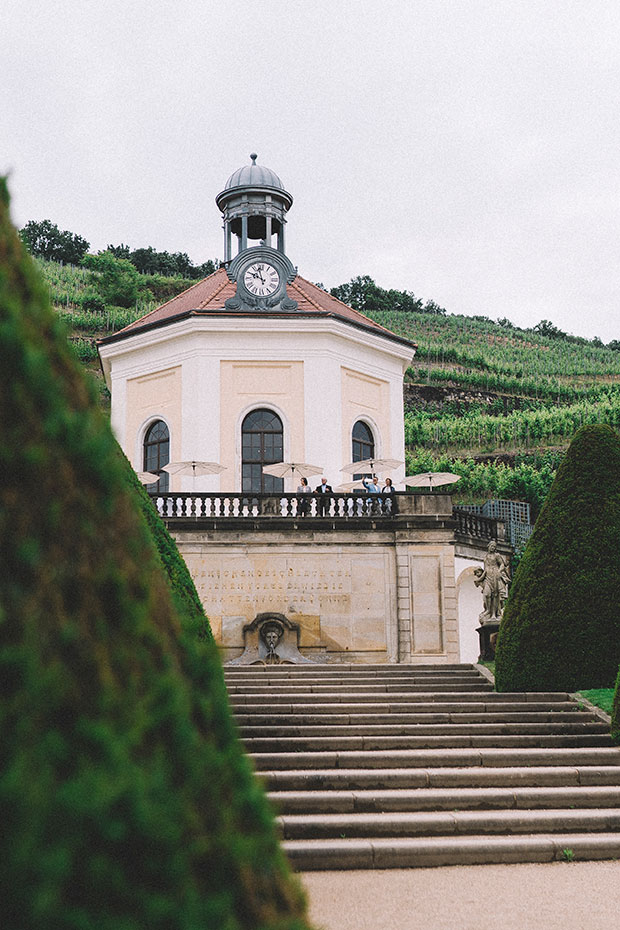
<box><xmin>191</xmin><ymin>564</ymin><xmax>349</xmax><ymax>602</ymax></box>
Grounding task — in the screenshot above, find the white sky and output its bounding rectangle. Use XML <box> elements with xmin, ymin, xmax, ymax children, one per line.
<box><xmin>2</xmin><ymin>0</ymin><xmax>619</xmax><ymax>341</ymax></box>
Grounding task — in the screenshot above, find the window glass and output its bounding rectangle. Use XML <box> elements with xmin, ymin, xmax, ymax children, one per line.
<box><xmin>143</xmin><ymin>420</ymin><xmax>170</xmax><ymax>492</ymax></box>
<box><xmin>241</xmin><ymin>409</ymin><xmax>284</xmax><ymax>492</ymax></box>
<box><xmin>352</xmin><ymin>421</ymin><xmax>374</xmax><ymax>480</ymax></box>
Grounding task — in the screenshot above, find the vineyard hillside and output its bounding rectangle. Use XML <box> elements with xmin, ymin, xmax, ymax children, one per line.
<box><xmin>40</xmin><ymin>258</ymin><xmax>620</xmax><ymax>519</ymax></box>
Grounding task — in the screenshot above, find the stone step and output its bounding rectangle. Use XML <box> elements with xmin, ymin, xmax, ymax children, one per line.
<box><xmin>281</xmin><ymin>832</ymin><xmax>620</xmax><ymax>870</ymax></box>
<box><xmin>251</xmin><ymin>746</ymin><xmax>620</xmax><ymax>771</ymax></box>
<box><xmin>262</xmin><ymin>765</ymin><xmax>620</xmax><ymax>791</ymax></box>
<box><xmin>229</xmin><ymin>691</ymin><xmax>570</xmax><ymax>706</ymax></box>
<box><xmin>269</xmin><ymin>784</ymin><xmax>620</xmax><ymax>813</ymax></box>
<box><xmin>244</xmin><ymin>733</ymin><xmax>613</xmax><ymax>751</ymax></box>
<box><xmin>225</xmin><ymin>666</ymin><xmax>617</xmax><ymax>870</ymax></box>
<box><xmin>233</xmin><ymin>701</ymin><xmax>579</xmax><ymax>717</ymax></box>
<box><xmin>224</xmin><ymin>665</ymin><xmax>487</xmax><ymax>681</ymax></box>
<box><xmin>234</xmin><ymin>708</ymin><xmax>588</xmax><ymax>725</ymax></box>
<box><xmin>278</xmin><ymin>807</ymin><xmax>620</xmax><ymax>840</ymax></box>
<box><xmin>224</xmin><ymin>668</ymin><xmax>486</xmax><ymax>678</ymax></box>
<box><xmin>227</xmin><ymin>682</ymin><xmax>494</xmax><ymax>693</ymax></box>
<box><xmin>239</xmin><ymin>722</ymin><xmax>607</xmax><ymax>737</ymax></box>
<box><xmin>225</xmin><ymin>664</ymin><xmax>477</xmax><ymax>674</ymax></box>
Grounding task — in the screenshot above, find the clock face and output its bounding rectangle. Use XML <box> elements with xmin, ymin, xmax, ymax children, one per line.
<box><xmin>243</xmin><ymin>262</ymin><xmax>280</xmax><ymax>297</ymax></box>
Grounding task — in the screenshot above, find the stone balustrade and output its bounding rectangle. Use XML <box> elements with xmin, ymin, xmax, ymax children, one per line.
<box><xmin>151</xmin><ymin>490</ymin><xmax>403</xmax><ymax>520</ymax></box>
<box><xmin>453</xmin><ymin>507</ymin><xmax>507</xmax><ymax>542</ymax></box>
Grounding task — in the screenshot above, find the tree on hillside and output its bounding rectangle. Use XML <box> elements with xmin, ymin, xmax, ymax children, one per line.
<box><xmin>20</xmin><ymin>218</ymin><xmax>90</xmax><ymax>264</ymax></box>
<box><xmin>330</xmin><ymin>274</ymin><xmax>445</xmax><ymax>315</ymax></box>
<box><xmin>106</xmin><ymin>243</ymin><xmax>217</xmax><ymax>279</ymax></box>
<box><xmin>0</xmin><ymin>178</ymin><xmax>311</xmax><ymax>930</ymax></box>
<box><xmin>495</xmin><ymin>424</ymin><xmax>620</xmax><ymax>692</ymax></box>
<box><xmin>83</xmin><ymin>250</ymin><xmax>140</xmax><ymax>307</ymax></box>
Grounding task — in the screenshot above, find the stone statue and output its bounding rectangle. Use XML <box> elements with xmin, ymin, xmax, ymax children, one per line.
<box><xmin>474</xmin><ymin>540</ymin><xmax>510</xmax><ymax>622</ymax></box>
<box><xmin>260</xmin><ymin>620</ymin><xmax>284</xmax><ymax>664</ymax></box>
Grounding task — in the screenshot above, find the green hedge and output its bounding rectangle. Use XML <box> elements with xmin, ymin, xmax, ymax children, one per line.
<box><xmin>495</xmin><ymin>424</ymin><xmax>620</xmax><ymax>692</ymax></box>
<box><xmin>612</xmin><ymin>667</ymin><xmax>620</xmax><ymax>741</ymax></box>
<box><xmin>127</xmin><ymin>463</ymin><xmax>213</xmax><ymax>642</ymax></box>
<box><xmin>0</xmin><ymin>177</ymin><xmax>311</xmax><ymax>930</ymax></box>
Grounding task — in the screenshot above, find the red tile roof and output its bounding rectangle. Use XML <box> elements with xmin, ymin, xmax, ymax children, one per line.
<box><xmin>99</xmin><ymin>267</ymin><xmax>415</xmax><ymax>348</ymax></box>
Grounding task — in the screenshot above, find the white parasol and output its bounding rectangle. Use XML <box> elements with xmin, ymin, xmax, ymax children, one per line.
<box><xmin>403</xmin><ymin>471</ymin><xmax>461</xmax><ymax>490</ymax></box>
<box><xmin>136</xmin><ymin>471</ymin><xmax>160</xmax><ymax>485</ymax></box>
<box><xmin>337</xmin><ymin>479</ymin><xmax>369</xmax><ymax>492</ymax></box>
<box><xmin>262</xmin><ymin>462</ymin><xmax>324</xmax><ymax>480</ymax></box>
<box><xmin>340</xmin><ymin>457</ymin><xmax>403</xmax><ymax>475</ymax></box>
<box><xmin>162</xmin><ymin>461</ymin><xmax>226</xmax><ymax>478</ymax></box>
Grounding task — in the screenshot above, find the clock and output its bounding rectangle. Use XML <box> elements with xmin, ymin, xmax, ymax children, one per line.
<box><xmin>243</xmin><ymin>262</ymin><xmax>280</xmax><ymax>297</ymax></box>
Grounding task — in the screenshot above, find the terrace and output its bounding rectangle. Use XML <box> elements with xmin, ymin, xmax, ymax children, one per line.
<box><xmin>151</xmin><ymin>490</ymin><xmax>506</xmax><ymax>547</ymax></box>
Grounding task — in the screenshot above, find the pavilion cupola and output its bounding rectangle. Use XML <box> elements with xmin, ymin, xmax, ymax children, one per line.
<box><xmin>215</xmin><ymin>154</ymin><xmax>293</xmax><ymax>263</ymax></box>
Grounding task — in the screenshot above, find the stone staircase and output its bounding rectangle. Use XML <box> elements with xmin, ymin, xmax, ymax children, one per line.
<box><xmin>224</xmin><ymin>664</ymin><xmax>620</xmax><ymax>869</ymax></box>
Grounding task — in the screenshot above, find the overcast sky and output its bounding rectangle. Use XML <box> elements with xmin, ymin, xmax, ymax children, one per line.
<box><xmin>2</xmin><ymin>0</ymin><xmax>619</xmax><ymax>341</ymax></box>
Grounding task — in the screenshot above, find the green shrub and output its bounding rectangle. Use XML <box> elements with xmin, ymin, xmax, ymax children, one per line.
<box><xmin>0</xmin><ymin>178</ymin><xmax>311</xmax><ymax>930</ymax></box>
<box><xmin>495</xmin><ymin>424</ymin><xmax>620</xmax><ymax>692</ymax></box>
<box><xmin>80</xmin><ymin>292</ymin><xmax>106</xmax><ymax>313</ymax></box>
<box><xmin>83</xmin><ymin>250</ymin><xmax>140</xmax><ymax>308</ymax></box>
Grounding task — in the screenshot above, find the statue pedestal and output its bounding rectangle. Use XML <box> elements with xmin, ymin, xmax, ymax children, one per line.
<box><xmin>477</xmin><ymin>621</ymin><xmax>500</xmax><ymax>662</ymax></box>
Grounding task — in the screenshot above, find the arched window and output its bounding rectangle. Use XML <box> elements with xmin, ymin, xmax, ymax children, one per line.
<box><xmin>352</xmin><ymin>420</ymin><xmax>375</xmax><ymax>465</ymax></box>
<box><xmin>143</xmin><ymin>420</ymin><xmax>170</xmax><ymax>492</ymax></box>
<box><xmin>242</xmin><ymin>409</ymin><xmax>283</xmax><ymax>493</ymax></box>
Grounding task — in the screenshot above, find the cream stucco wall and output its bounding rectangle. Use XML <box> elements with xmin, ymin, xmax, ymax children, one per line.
<box><xmin>126</xmin><ymin>365</ymin><xmax>182</xmax><ymax>470</ymax></box>
<box><xmin>341</xmin><ymin>366</ymin><xmax>391</xmax><ymax>462</ymax></box>
<box><xmin>99</xmin><ymin>315</ymin><xmax>412</xmax><ymax>493</ymax></box>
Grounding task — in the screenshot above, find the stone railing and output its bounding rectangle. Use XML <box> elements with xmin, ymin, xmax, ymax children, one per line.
<box><xmin>453</xmin><ymin>507</ymin><xmax>507</xmax><ymax>542</ymax></box>
<box><xmin>151</xmin><ymin>490</ymin><xmax>402</xmax><ymax>520</ymax></box>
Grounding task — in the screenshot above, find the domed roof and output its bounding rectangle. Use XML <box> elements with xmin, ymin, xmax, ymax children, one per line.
<box><xmin>224</xmin><ymin>154</ymin><xmax>285</xmax><ymax>191</ymax></box>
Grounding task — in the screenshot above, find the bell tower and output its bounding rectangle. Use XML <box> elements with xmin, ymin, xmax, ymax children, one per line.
<box><xmin>216</xmin><ymin>153</ymin><xmax>293</xmax><ymax>262</ymax></box>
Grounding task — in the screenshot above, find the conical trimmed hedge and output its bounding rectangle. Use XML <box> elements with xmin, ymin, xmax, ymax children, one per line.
<box><xmin>495</xmin><ymin>424</ymin><xmax>620</xmax><ymax>693</ymax></box>
<box><xmin>0</xmin><ymin>178</ymin><xmax>311</xmax><ymax>930</ymax></box>
<box><xmin>128</xmin><ymin>461</ymin><xmax>214</xmax><ymax>642</ymax></box>
<box><xmin>612</xmin><ymin>666</ymin><xmax>620</xmax><ymax>741</ymax></box>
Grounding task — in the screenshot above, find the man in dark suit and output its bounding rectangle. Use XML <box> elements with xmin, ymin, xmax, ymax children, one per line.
<box><xmin>314</xmin><ymin>476</ymin><xmax>333</xmax><ymax>516</ymax></box>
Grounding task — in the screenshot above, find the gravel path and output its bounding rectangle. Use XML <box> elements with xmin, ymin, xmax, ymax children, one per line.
<box><xmin>302</xmin><ymin>860</ymin><xmax>620</xmax><ymax>930</ymax></box>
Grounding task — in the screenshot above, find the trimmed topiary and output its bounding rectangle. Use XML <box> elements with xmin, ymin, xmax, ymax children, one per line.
<box><xmin>127</xmin><ymin>461</ymin><xmax>214</xmax><ymax>642</ymax></box>
<box><xmin>495</xmin><ymin>424</ymin><xmax>620</xmax><ymax>693</ymax></box>
<box><xmin>0</xmin><ymin>178</ymin><xmax>311</xmax><ymax>930</ymax></box>
<box><xmin>612</xmin><ymin>666</ymin><xmax>620</xmax><ymax>741</ymax></box>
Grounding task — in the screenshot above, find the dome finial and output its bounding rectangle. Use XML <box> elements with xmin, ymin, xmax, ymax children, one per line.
<box><xmin>250</xmin><ymin>153</ymin><xmax>258</xmax><ymax>165</ymax></box>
